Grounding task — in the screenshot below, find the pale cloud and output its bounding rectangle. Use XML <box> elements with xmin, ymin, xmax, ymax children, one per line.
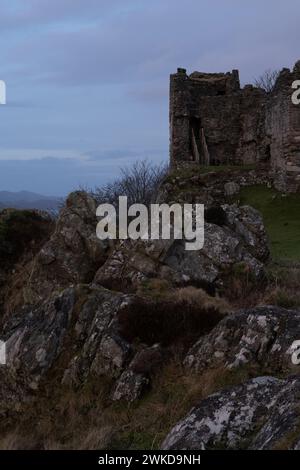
<box><xmin>0</xmin><ymin>148</ymin><xmax>87</xmax><ymax>161</ymax></box>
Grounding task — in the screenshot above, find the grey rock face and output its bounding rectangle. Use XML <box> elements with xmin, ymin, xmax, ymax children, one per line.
<box><xmin>112</xmin><ymin>344</ymin><xmax>163</xmax><ymax>402</ymax></box>
<box><xmin>2</xmin><ymin>284</ymin><xmax>134</xmax><ymax>391</ymax></box>
<box><xmin>224</xmin><ymin>181</ymin><xmax>240</xmax><ymax>197</ymax></box>
<box><xmin>95</xmin><ymin>204</ymin><xmax>268</xmax><ymax>291</ymax></box>
<box><xmin>223</xmin><ymin>204</ymin><xmax>269</xmax><ymax>261</ymax></box>
<box><xmin>3</xmin><ymin>287</ymin><xmax>76</xmax><ymax>388</ymax></box>
<box><xmin>162</xmin><ymin>376</ymin><xmax>300</xmax><ymax>450</ymax></box>
<box><xmin>26</xmin><ymin>191</ymin><xmax>109</xmax><ymax>303</ymax></box>
<box><xmin>112</xmin><ymin>370</ymin><xmax>149</xmax><ymax>402</ymax></box>
<box><xmin>61</xmin><ymin>287</ymin><xmax>133</xmax><ymax>386</ymax></box>
<box><xmin>1</xmin><ymin>282</ymin><xmax>163</xmax><ymax>404</ymax></box>
<box><xmin>184</xmin><ymin>306</ymin><xmax>300</xmax><ymax>374</ymax></box>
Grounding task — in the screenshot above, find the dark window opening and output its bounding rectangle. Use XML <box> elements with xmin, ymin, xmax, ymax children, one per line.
<box><xmin>264</xmin><ymin>144</ymin><xmax>271</xmax><ymax>162</ymax></box>
<box><xmin>189</xmin><ymin>117</ymin><xmax>201</xmax><ymax>162</ymax></box>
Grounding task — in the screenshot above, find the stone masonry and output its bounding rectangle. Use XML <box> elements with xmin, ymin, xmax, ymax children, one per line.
<box><xmin>170</xmin><ymin>61</ymin><xmax>300</xmax><ymax>192</ymax></box>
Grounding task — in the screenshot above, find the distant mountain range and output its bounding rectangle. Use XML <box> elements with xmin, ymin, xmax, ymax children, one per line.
<box><xmin>0</xmin><ymin>191</ymin><xmax>63</xmax><ymax>211</ymax></box>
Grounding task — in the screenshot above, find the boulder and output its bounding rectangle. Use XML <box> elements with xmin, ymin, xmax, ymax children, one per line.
<box><xmin>2</xmin><ymin>284</ymin><xmax>135</xmax><ymax>391</ymax></box>
<box><xmin>94</xmin><ymin>204</ymin><xmax>268</xmax><ymax>292</ymax></box>
<box><xmin>112</xmin><ymin>344</ymin><xmax>164</xmax><ymax>402</ymax></box>
<box><xmin>184</xmin><ymin>305</ymin><xmax>300</xmax><ymax>374</ymax></box>
<box><xmin>2</xmin><ymin>287</ymin><xmax>76</xmax><ymax>389</ymax></box>
<box><xmin>224</xmin><ymin>181</ymin><xmax>240</xmax><ymax>197</ymax></box>
<box><xmin>2</xmin><ymin>283</ymin><xmax>166</xmax><ymax>401</ymax></box>
<box><xmin>25</xmin><ymin>192</ymin><xmax>109</xmax><ymax>303</ymax></box>
<box><xmin>223</xmin><ymin>204</ymin><xmax>269</xmax><ymax>261</ymax></box>
<box><xmin>112</xmin><ymin>370</ymin><xmax>149</xmax><ymax>402</ymax></box>
<box><xmin>61</xmin><ymin>286</ymin><xmax>133</xmax><ymax>386</ymax></box>
<box><xmin>162</xmin><ymin>376</ymin><xmax>300</xmax><ymax>450</ymax></box>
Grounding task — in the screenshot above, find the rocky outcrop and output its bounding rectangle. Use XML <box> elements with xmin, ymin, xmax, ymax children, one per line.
<box><xmin>0</xmin><ymin>280</ymin><xmax>226</xmax><ymax>409</ymax></box>
<box><xmin>62</xmin><ymin>286</ymin><xmax>133</xmax><ymax>386</ymax></box>
<box><xmin>112</xmin><ymin>370</ymin><xmax>149</xmax><ymax>402</ymax></box>
<box><xmin>95</xmin><ymin>203</ymin><xmax>268</xmax><ymax>292</ymax></box>
<box><xmin>112</xmin><ymin>344</ymin><xmax>163</xmax><ymax>401</ymax></box>
<box><xmin>162</xmin><ymin>376</ymin><xmax>300</xmax><ymax>450</ymax></box>
<box><xmin>3</xmin><ymin>287</ymin><xmax>76</xmax><ymax>390</ymax></box>
<box><xmin>0</xmin><ymin>284</ymin><xmax>133</xmax><ymax>396</ymax></box>
<box><xmin>24</xmin><ymin>192</ymin><xmax>110</xmax><ymax>304</ymax></box>
<box><xmin>184</xmin><ymin>305</ymin><xmax>300</xmax><ymax>375</ymax></box>
<box><xmin>224</xmin><ymin>181</ymin><xmax>240</xmax><ymax>197</ymax></box>
<box><xmin>0</xmin><ymin>186</ymin><xmax>293</xmax><ymax>449</ymax></box>
<box><xmin>159</xmin><ymin>166</ymin><xmax>271</xmax><ymax>207</ymax></box>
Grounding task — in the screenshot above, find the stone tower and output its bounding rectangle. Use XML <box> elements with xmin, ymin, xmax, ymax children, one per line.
<box><xmin>169</xmin><ymin>62</ymin><xmax>300</xmax><ymax>192</ymax></box>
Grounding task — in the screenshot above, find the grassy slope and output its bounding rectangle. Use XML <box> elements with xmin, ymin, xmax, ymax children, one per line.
<box><xmin>238</xmin><ymin>185</ymin><xmax>300</xmax><ymax>261</ymax></box>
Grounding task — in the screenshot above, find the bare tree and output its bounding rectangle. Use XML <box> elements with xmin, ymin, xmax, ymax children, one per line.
<box><xmin>93</xmin><ymin>159</ymin><xmax>168</xmax><ymax>207</ymax></box>
<box><xmin>254</xmin><ymin>69</ymin><xmax>280</xmax><ymax>93</ymax></box>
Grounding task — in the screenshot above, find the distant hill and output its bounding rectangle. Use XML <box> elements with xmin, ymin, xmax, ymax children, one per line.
<box><xmin>0</xmin><ymin>190</ymin><xmax>63</xmax><ymax>211</ymax></box>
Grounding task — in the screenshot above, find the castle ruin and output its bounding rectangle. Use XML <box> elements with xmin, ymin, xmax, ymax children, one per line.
<box><xmin>169</xmin><ymin>61</ymin><xmax>300</xmax><ymax>192</ymax></box>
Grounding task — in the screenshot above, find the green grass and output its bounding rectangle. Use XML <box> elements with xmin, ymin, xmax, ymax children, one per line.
<box><xmin>199</xmin><ymin>164</ymin><xmax>256</xmax><ymax>173</ymax></box>
<box><xmin>167</xmin><ymin>164</ymin><xmax>256</xmax><ymax>181</ymax></box>
<box><xmin>238</xmin><ymin>185</ymin><xmax>300</xmax><ymax>261</ymax></box>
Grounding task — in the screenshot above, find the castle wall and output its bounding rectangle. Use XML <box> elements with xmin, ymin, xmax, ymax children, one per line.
<box><xmin>170</xmin><ymin>62</ymin><xmax>300</xmax><ymax>192</ymax></box>
<box><xmin>266</xmin><ymin>64</ymin><xmax>300</xmax><ymax>192</ymax></box>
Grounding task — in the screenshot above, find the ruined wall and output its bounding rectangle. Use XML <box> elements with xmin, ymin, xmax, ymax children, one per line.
<box><xmin>266</xmin><ymin>62</ymin><xmax>300</xmax><ymax>192</ymax></box>
<box><xmin>170</xmin><ymin>62</ymin><xmax>300</xmax><ymax>192</ymax></box>
<box><xmin>170</xmin><ymin>68</ymin><xmax>268</xmax><ymax>167</ymax></box>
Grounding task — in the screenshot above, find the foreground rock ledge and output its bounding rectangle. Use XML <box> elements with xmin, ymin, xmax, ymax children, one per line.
<box><xmin>184</xmin><ymin>305</ymin><xmax>300</xmax><ymax>374</ymax></box>
<box><xmin>162</xmin><ymin>376</ymin><xmax>300</xmax><ymax>450</ymax></box>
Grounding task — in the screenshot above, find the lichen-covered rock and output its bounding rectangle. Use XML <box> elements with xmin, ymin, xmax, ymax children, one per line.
<box><xmin>25</xmin><ymin>191</ymin><xmax>109</xmax><ymax>303</ymax></box>
<box><xmin>1</xmin><ymin>282</ymin><xmax>164</xmax><ymax>402</ymax></box>
<box><xmin>61</xmin><ymin>287</ymin><xmax>133</xmax><ymax>386</ymax></box>
<box><xmin>2</xmin><ymin>287</ymin><xmax>76</xmax><ymax>389</ymax></box>
<box><xmin>2</xmin><ymin>284</ymin><xmax>133</xmax><ymax>389</ymax></box>
<box><xmin>112</xmin><ymin>370</ymin><xmax>149</xmax><ymax>402</ymax></box>
<box><xmin>112</xmin><ymin>344</ymin><xmax>163</xmax><ymax>402</ymax></box>
<box><xmin>223</xmin><ymin>204</ymin><xmax>269</xmax><ymax>261</ymax></box>
<box><xmin>184</xmin><ymin>306</ymin><xmax>300</xmax><ymax>374</ymax></box>
<box><xmin>94</xmin><ymin>204</ymin><xmax>268</xmax><ymax>292</ymax></box>
<box><xmin>162</xmin><ymin>376</ymin><xmax>300</xmax><ymax>450</ymax></box>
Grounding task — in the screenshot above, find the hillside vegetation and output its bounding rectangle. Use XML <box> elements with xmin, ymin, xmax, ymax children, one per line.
<box><xmin>238</xmin><ymin>185</ymin><xmax>300</xmax><ymax>261</ymax></box>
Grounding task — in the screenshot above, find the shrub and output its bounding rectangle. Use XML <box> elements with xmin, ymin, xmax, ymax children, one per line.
<box><xmin>0</xmin><ymin>209</ymin><xmax>53</xmax><ymax>268</ymax></box>
<box><xmin>117</xmin><ymin>295</ymin><xmax>226</xmax><ymax>349</ymax></box>
<box><xmin>254</xmin><ymin>69</ymin><xmax>280</xmax><ymax>93</ymax></box>
<box><xmin>92</xmin><ymin>159</ymin><xmax>168</xmax><ymax>207</ymax></box>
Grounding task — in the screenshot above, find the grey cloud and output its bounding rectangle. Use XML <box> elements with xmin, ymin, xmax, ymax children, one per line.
<box><xmin>1</xmin><ymin>0</ymin><xmax>300</xmax><ymax>196</ymax></box>
<box><xmin>0</xmin><ymin>0</ymin><xmax>126</xmax><ymax>31</ymax></box>
<box><xmin>5</xmin><ymin>0</ymin><xmax>300</xmax><ymax>90</ymax></box>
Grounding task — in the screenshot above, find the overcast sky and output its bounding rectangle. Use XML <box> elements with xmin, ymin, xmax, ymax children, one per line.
<box><xmin>0</xmin><ymin>0</ymin><xmax>299</xmax><ymax>196</ymax></box>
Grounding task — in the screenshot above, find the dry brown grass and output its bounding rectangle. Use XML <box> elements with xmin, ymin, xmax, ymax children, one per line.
<box><xmin>168</xmin><ymin>286</ymin><xmax>230</xmax><ymax>314</ymax></box>
<box><xmin>0</xmin><ymin>359</ymin><xmax>258</xmax><ymax>450</ymax></box>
